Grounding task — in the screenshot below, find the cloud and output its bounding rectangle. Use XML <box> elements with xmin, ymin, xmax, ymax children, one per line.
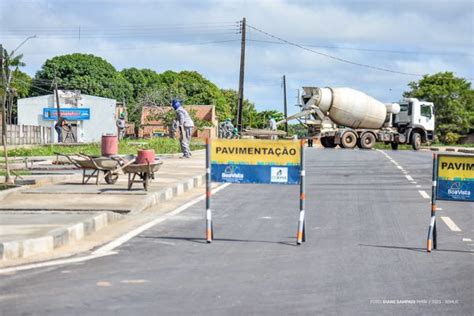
<box><xmin>0</xmin><ymin>0</ymin><xmax>472</xmax><ymax>114</ymax></box>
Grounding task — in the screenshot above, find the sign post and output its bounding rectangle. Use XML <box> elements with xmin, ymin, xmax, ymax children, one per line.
<box><xmin>427</xmin><ymin>154</ymin><xmax>438</xmax><ymax>252</ymax></box>
<box><xmin>205</xmin><ymin>138</ymin><xmax>213</xmax><ymax>243</ymax></box>
<box><xmin>207</xmin><ymin>138</ymin><xmax>304</xmax><ymax>245</ymax></box>
<box><xmin>426</xmin><ymin>153</ymin><xmax>473</xmax><ymax>252</ymax></box>
<box><xmin>297</xmin><ymin>140</ymin><xmax>306</xmax><ymax>244</ymax></box>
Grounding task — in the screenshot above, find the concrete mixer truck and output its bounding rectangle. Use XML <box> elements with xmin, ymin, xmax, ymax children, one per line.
<box><xmin>281</xmin><ymin>87</ymin><xmax>435</xmax><ymax>150</ymax></box>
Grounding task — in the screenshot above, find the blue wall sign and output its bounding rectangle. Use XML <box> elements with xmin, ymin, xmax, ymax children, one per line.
<box><xmin>43</xmin><ymin>108</ymin><xmax>90</xmax><ymax>120</ymax></box>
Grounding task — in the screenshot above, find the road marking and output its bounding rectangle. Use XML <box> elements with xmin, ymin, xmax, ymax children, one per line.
<box><xmin>441</xmin><ymin>216</ymin><xmax>462</xmax><ymax>232</ymax></box>
<box><xmin>92</xmin><ymin>183</ymin><xmax>231</xmax><ymax>255</ymax></box>
<box><xmin>436</xmin><ymin>207</ymin><xmax>443</xmax><ymax>211</ymax></box>
<box><xmin>418</xmin><ymin>190</ymin><xmax>430</xmax><ymax>199</ymax></box>
<box><xmin>416</xmin><ymin>185</ymin><xmax>421</xmax><ymax>188</ymax></box>
<box><xmin>261</xmin><ymin>216</ymin><xmax>272</xmax><ymax>219</ymax></box>
<box><xmin>462</xmin><ymin>238</ymin><xmax>472</xmax><ymax>242</ymax></box>
<box><xmin>120</xmin><ymin>279</ymin><xmax>149</xmax><ymax>284</ymax></box>
<box><xmin>0</xmin><ymin>252</ymin><xmax>116</xmax><ymax>275</ymax></box>
<box><xmin>397</xmin><ymin>166</ymin><xmax>403</xmax><ymax>170</ymax></box>
<box><xmin>405</xmin><ymin>175</ymin><xmax>414</xmax><ymax>181</ymax></box>
<box><xmin>96</xmin><ymin>281</ymin><xmax>112</xmax><ymax>287</ymax></box>
<box><xmin>0</xmin><ymin>183</ymin><xmax>231</xmax><ymax>275</ymax></box>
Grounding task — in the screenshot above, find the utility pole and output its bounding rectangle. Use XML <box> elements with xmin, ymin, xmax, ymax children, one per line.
<box><xmin>282</xmin><ymin>75</ymin><xmax>288</xmax><ymax>133</ymax></box>
<box><xmin>54</xmin><ymin>81</ymin><xmax>61</xmax><ymax>142</ymax></box>
<box><xmin>1</xmin><ymin>44</ymin><xmax>13</xmax><ymax>184</ymax></box>
<box><xmin>236</xmin><ymin>17</ymin><xmax>246</xmax><ymax>132</ymax></box>
<box><xmin>54</xmin><ymin>82</ymin><xmax>61</xmax><ymax>114</ymax></box>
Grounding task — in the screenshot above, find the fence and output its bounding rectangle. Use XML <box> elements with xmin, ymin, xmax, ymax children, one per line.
<box><xmin>0</xmin><ymin>124</ymin><xmax>52</xmax><ymax>145</ymax></box>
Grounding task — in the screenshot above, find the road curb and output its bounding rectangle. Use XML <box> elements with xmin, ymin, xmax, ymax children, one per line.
<box><xmin>0</xmin><ymin>172</ymin><xmax>205</xmax><ymax>260</ymax></box>
<box><xmin>0</xmin><ymin>212</ymin><xmax>123</xmax><ymax>261</ymax></box>
<box><xmin>422</xmin><ymin>147</ymin><xmax>474</xmax><ymax>154</ymax></box>
<box><xmin>130</xmin><ymin>173</ymin><xmax>205</xmax><ymax>214</ymax></box>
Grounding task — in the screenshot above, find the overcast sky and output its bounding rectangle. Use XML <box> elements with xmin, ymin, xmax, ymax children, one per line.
<box><xmin>1</xmin><ymin>0</ymin><xmax>472</xmax><ymax>114</ymax></box>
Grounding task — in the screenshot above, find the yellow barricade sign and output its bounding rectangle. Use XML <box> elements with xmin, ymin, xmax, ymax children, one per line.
<box><xmin>437</xmin><ymin>154</ymin><xmax>474</xmax><ymax>201</ymax></box>
<box><xmin>211</xmin><ymin>139</ymin><xmax>301</xmax><ymax>184</ymax></box>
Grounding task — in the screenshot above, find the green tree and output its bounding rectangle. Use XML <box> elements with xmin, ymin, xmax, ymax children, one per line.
<box><xmin>10</xmin><ymin>69</ymin><xmax>31</xmax><ymax>98</ymax></box>
<box><xmin>404</xmin><ymin>72</ymin><xmax>473</xmax><ymax>143</ymax></box>
<box><xmin>1</xmin><ymin>48</ymin><xmax>29</xmax><ymax>124</ymax></box>
<box><xmin>121</xmin><ymin>67</ymin><xmax>162</xmax><ymax>100</ymax></box>
<box><xmin>32</xmin><ymin>53</ymin><xmax>133</xmax><ymax>103</ymax></box>
<box><xmin>254</xmin><ymin>110</ymin><xmax>285</xmax><ymax>129</ymax></box>
<box><xmin>221</xmin><ymin>89</ymin><xmax>259</xmax><ymax>128</ymax></box>
<box><xmin>157</xmin><ymin>71</ymin><xmax>231</xmax><ymax>120</ymax></box>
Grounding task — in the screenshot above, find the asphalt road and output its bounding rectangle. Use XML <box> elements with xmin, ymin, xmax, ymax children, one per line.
<box><xmin>1</xmin><ymin>149</ymin><xmax>472</xmax><ymax>315</ymax></box>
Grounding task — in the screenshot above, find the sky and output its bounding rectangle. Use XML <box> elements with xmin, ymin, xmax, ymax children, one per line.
<box><xmin>1</xmin><ymin>0</ymin><xmax>473</xmax><ymax>115</ymax></box>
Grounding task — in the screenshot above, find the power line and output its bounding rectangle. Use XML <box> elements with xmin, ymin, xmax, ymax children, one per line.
<box><xmin>247</xmin><ymin>24</ymin><xmax>428</xmax><ymax>77</ymax></box>
<box><xmin>246</xmin><ymin>38</ymin><xmax>473</xmax><ymax>57</ymax></box>
<box><xmin>23</xmin><ymin>39</ymin><xmax>241</xmax><ymax>56</ymax></box>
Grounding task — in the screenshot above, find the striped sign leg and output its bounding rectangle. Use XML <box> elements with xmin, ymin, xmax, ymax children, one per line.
<box><xmin>427</xmin><ymin>154</ymin><xmax>438</xmax><ymax>252</ymax></box>
<box><xmin>297</xmin><ymin>140</ymin><xmax>306</xmax><ymax>245</ymax></box>
<box><xmin>206</xmin><ymin>138</ymin><xmax>213</xmax><ymax>243</ymax></box>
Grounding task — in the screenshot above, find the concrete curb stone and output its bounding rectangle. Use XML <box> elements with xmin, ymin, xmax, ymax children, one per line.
<box><xmin>0</xmin><ymin>212</ymin><xmax>123</xmax><ymax>261</ymax></box>
<box><xmin>422</xmin><ymin>146</ymin><xmax>474</xmax><ymax>154</ymax></box>
<box><xmin>130</xmin><ymin>173</ymin><xmax>205</xmax><ymax>214</ymax></box>
<box><xmin>0</xmin><ymin>173</ymin><xmax>205</xmax><ymax>260</ymax></box>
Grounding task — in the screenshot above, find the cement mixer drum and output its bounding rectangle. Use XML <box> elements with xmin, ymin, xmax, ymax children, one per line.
<box><xmin>315</xmin><ymin>87</ymin><xmax>388</xmax><ymax>129</ymax></box>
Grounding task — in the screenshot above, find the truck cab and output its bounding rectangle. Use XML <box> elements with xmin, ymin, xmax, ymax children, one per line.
<box><xmin>394</xmin><ymin>98</ymin><xmax>435</xmax><ymax>148</ymax></box>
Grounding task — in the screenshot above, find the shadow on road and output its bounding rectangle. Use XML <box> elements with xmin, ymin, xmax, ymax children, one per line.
<box><xmin>139</xmin><ymin>235</ymin><xmax>298</xmax><ymax>246</ymax></box>
<box><xmin>359</xmin><ymin>243</ymin><xmax>474</xmax><ymax>254</ymax></box>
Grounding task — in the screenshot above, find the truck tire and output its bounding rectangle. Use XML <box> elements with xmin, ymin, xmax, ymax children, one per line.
<box><xmin>391</xmin><ymin>142</ymin><xmax>399</xmax><ymax>150</ymax></box>
<box><xmin>360</xmin><ymin>132</ymin><xmax>376</xmax><ymax>149</ymax></box>
<box><xmin>320</xmin><ymin>137</ymin><xmax>328</xmax><ymax>147</ymax></box>
<box><xmin>321</xmin><ymin>137</ymin><xmax>336</xmax><ymax>148</ymax></box>
<box><xmin>340</xmin><ymin>131</ymin><xmax>357</xmax><ymax>149</ymax></box>
<box><xmin>411</xmin><ymin>132</ymin><xmax>421</xmax><ymax>150</ymax></box>
<box><xmin>326</xmin><ymin>137</ymin><xmax>337</xmax><ymax>148</ymax></box>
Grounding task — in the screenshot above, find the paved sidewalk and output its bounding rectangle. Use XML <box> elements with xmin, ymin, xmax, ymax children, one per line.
<box><xmin>0</xmin><ymin>151</ymin><xmax>206</xmax><ymax>261</ymax></box>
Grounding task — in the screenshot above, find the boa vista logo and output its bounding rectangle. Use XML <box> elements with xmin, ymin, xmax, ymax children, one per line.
<box><xmin>222</xmin><ymin>165</ymin><xmax>244</xmax><ymax>180</ymax></box>
<box><xmin>447</xmin><ymin>182</ymin><xmax>471</xmax><ymax>197</ymax></box>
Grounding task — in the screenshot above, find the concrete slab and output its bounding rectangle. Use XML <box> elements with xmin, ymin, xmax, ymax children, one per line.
<box><xmin>0</xmin><ymin>213</ymin><xmax>94</xmax><ymax>242</ymax></box>
<box><xmin>0</xmin><ymin>150</ymin><xmax>207</xmax><ymax>261</ymax></box>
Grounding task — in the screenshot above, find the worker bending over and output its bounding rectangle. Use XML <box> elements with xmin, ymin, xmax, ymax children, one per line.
<box><xmin>172</xmin><ymin>99</ymin><xmax>194</xmax><ymax>158</ymax></box>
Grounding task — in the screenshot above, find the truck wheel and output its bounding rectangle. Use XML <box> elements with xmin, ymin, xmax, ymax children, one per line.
<box><xmin>326</xmin><ymin>137</ymin><xmax>337</xmax><ymax>148</ymax></box>
<box><xmin>411</xmin><ymin>132</ymin><xmax>421</xmax><ymax>150</ymax></box>
<box><xmin>340</xmin><ymin>131</ymin><xmax>357</xmax><ymax>149</ymax></box>
<box><xmin>321</xmin><ymin>137</ymin><xmax>336</xmax><ymax>148</ymax></box>
<box><xmin>391</xmin><ymin>143</ymin><xmax>399</xmax><ymax>150</ymax></box>
<box><xmin>360</xmin><ymin>133</ymin><xmax>376</xmax><ymax>149</ymax></box>
<box><xmin>320</xmin><ymin>137</ymin><xmax>328</xmax><ymax>148</ymax></box>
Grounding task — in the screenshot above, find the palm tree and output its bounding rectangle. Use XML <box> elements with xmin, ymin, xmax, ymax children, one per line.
<box><xmin>1</xmin><ymin>46</ymin><xmax>26</xmax><ymax>184</ymax></box>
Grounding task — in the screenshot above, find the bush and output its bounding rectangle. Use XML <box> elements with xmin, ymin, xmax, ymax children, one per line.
<box><xmin>443</xmin><ymin>132</ymin><xmax>461</xmax><ymax>145</ymax></box>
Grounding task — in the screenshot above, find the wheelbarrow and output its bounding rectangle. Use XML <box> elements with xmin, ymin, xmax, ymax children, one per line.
<box><xmin>55</xmin><ymin>153</ymin><xmax>134</xmax><ymax>185</ymax></box>
<box><xmin>122</xmin><ymin>160</ymin><xmax>163</xmax><ymax>191</ymax></box>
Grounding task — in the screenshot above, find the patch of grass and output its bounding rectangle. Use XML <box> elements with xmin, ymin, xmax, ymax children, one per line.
<box><xmin>0</xmin><ymin>138</ymin><xmax>205</xmax><ymax>157</ymax></box>
<box><xmin>373</xmin><ymin>143</ymin><xmax>414</xmax><ymax>150</ymax></box>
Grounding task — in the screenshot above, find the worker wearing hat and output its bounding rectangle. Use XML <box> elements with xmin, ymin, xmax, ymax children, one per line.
<box><xmin>172</xmin><ymin>99</ymin><xmax>194</xmax><ymax>158</ymax></box>
<box><xmin>116</xmin><ymin>112</ymin><xmax>126</xmax><ymax>140</ymax></box>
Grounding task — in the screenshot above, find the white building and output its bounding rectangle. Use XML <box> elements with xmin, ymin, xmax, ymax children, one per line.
<box><xmin>17</xmin><ymin>90</ymin><xmax>117</xmax><ymax>143</ymax></box>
